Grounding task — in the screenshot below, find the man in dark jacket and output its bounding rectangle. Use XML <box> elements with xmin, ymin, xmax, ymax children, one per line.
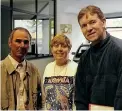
<box><xmin>75</xmin><ymin>5</ymin><xmax>122</xmax><ymax>110</ymax></box>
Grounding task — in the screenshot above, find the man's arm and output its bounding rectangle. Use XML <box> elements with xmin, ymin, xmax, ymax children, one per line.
<box><xmin>114</xmin><ymin>75</ymin><xmax>122</xmax><ymax>110</ymax></box>
<box><xmin>0</xmin><ymin>61</ymin><xmax>9</xmax><ymax>110</ymax></box>
<box><xmin>114</xmin><ymin>51</ymin><xmax>122</xmax><ymax>110</ymax></box>
<box><xmin>74</xmin><ymin>55</ymin><xmax>89</xmax><ymax>110</ymax></box>
<box><xmin>37</xmin><ymin>70</ymin><xmax>46</xmax><ymax>110</ymax></box>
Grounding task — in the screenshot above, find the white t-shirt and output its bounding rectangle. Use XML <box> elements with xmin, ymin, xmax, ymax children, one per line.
<box><xmin>43</xmin><ymin>60</ymin><xmax>78</xmax><ymax>110</ymax></box>
<box><xmin>43</xmin><ymin>60</ymin><xmax>78</xmax><ymax>79</ymax></box>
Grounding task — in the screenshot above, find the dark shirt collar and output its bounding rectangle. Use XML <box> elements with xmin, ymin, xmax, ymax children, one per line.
<box><xmin>90</xmin><ymin>32</ymin><xmax>111</xmax><ymax>52</ymax></box>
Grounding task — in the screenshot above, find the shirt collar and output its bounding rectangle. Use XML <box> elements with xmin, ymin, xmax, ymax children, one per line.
<box><xmin>3</xmin><ymin>56</ymin><xmax>32</xmax><ymax>76</ymax></box>
<box><xmin>8</xmin><ymin>54</ymin><xmax>26</xmax><ymax>69</ymax></box>
<box><xmin>90</xmin><ymin>32</ymin><xmax>110</xmax><ymax>52</ymax></box>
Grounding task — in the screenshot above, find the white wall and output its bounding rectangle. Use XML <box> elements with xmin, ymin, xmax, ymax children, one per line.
<box><xmin>56</xmin><ymin>0</ymin><xmax>122</xmax><ymax>54</ymax></box>
<box><xmin>29</xmin><ymin>57</ymin><xmax>54</xmax><ymax>76</ymax></box>
<box><xmin>56</xmin><ymin>0</ymin><xmax>88</xmax><ymax>54</ymax></box>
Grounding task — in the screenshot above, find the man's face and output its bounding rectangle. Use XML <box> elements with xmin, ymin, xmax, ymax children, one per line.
<box><xmin>51</xmin><ymin>42</ymin><xmax>70</xmax><ymax>64</ymax></box>
<box><xmin>79</xmin><ymin>13</ymin><xmax>106</xmax><ymax>44</ymax></box>
<box><xmin>9</xmin><ymin>30</ymin><xmax>30</xmax><ymax>62</ymax></box>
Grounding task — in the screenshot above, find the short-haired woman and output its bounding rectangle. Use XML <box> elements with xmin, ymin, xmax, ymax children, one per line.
<box><xmin>43</xmin><ymin>34</ymin><xmax>78</xmax><ymax>110</ymax></box>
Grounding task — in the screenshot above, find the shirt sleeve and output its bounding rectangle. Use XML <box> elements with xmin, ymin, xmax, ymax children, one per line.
<box><xmin>74</xmin><ymin>54</ymin><xmax>89</xmax><ymax>110</ymax></box>
<box><xmin>43</xmin><ymin>65</ymin><xmax>48</xmax><ymax>84</ymax></box>
<box><xmin>37</xmin><ymin>69</ymin><xmax>46</xmax><ymax>110</ymax></box>
<box><xmin>114</xmin><ymin>50</ymin><xmax>122</xmax><ymax>110</ymax></box>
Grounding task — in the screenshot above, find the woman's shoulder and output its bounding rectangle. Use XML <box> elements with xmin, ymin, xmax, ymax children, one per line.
<box><xmin>67</xmin><ymin>60</ymin><xmax>78</xmax><ymax>76</ymax></box>
<box><xmin>68</xmin><ymin>60</ymin><xmax>78</xmax><ymax>67</ymax></box>
<box><xmin>43</xmin><ymin>61</ymin><xmax>55</xmax><ymax>78</ymax></box>
<box><xmin>68</xmin><ymin>60</ymin><xmax>78</xmax><ymax>70</ymax></box>
<box><xmin>46</xmin><ymin>61</ymin><xmax>55</xmax><ymax>68</ymax></box>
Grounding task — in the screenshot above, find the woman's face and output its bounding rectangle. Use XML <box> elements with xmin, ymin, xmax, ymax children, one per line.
<box><xmin>51</xmin><ymin>42</ymin><xmax>70</xmax><ymax>65</ymax></box>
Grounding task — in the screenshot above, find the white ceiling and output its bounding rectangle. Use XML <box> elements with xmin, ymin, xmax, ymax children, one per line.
<box><xmin>2</xmin><ymin>0</ymin><xmax>122</xmax><ymax>14</ymax></box>
<box><xmin>60</xmin><ymin>0</ymin><xmax>122</xmax><ymax>14</ymax></box>
<box><xmin>1</xmin><ymin>0</ymin><xmax>122</xmax><ymax>19</ymax></box>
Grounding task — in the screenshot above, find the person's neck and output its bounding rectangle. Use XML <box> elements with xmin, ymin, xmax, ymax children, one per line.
<box><xmin>92</xmin><ymin>31</ymin><xmax>106</xmax><ymax>46</ymax></box>
<box><xmin>10</xmin><ymin>54</ymin><xmax>24</xmax><ymax>63</ymax></box>
<box><xmin>56</xmin><ymin>60</ymin><xmax>69</xmax><ymax>66</ymax></box>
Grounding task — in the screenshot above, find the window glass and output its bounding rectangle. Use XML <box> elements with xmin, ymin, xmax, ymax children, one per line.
<box><xmin>13</xmin><ymin>0</ymin><xmax>35</xmax><ymax>13</ymax></box>
<box><xmin>1</xmin><ymin>0</ymin><xmax>10</xmax><ymax>6</ymax></box>
<box><xmin>106</xmin><ymin>18</ymin><xmax>122</xmax><ymax>39</ymax></box>
<box><xmin>107</xmin><ymin>28</ymin><xmax>122</xmax><ymax>39</ymax></box>
<box><xmin>14</xmin><ymin>20</ymin><xmax>43</xmax><ymax>54</ymax></box>
<box><xmin>106</xmin><ymin>18</ymin><xmax>122</xmax><ymax>27</ymax></box>
<box><xmin>1</xmin><ymin>0</ymin><xmax>55</xmax><ymax>59</ymax></box>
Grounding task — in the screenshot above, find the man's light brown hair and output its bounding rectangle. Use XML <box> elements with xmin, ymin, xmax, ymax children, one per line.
<box><xmin>50</xmin><ymin>34</ymin><xmax>72</xmax><ymax>50</ymax></box>
<box><xmin>78</xmin><ymin>5</ymin><xmax>105</xmax><ymax>24</ymax></box>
